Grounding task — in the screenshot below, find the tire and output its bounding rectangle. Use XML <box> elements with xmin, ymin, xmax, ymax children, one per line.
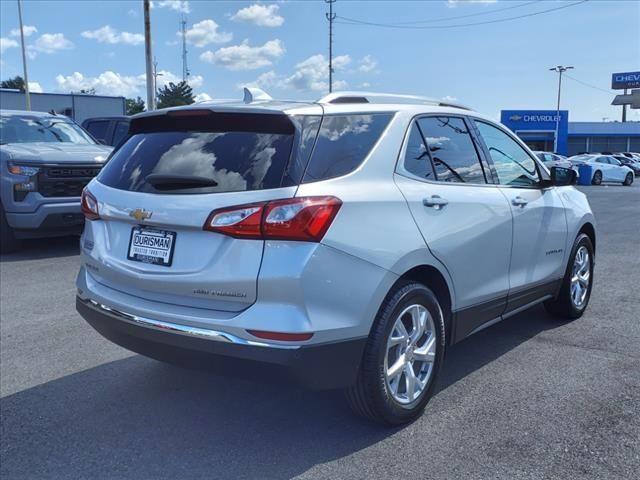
<box><xmin>544</xmin><ymin>233</ymin><xmax>594</xmax><ymax>319</ymax></box>
<box><xmin>591</xmin><ymin>170</ymin><xmax>602</xmax><ymax>185</ymax></box>
<box><xmin>0</xmin><ymin>206</ymin><xmax>20</xmax><ymax>253</ymax></box>
<box><xmin>346</xmin><ymin>281</ymin><xmax>446</xmax><ymax>425</ymax></box>
<box><xmin>623</xmin><ymin>172</ymin><xmax>634</xmax><ymax>186</ymax></box>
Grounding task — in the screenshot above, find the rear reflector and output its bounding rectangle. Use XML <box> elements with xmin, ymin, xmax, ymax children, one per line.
<box><xmin>204</xmin><ymin>196</ymin><xmax>342</xmax><ymax>242</ymax></box>
<box><xmin>81</xmin><ymin>189</ymin><xmax>100</xmax><ymax>220</ymax></box>
<box><xmin>247</xmin><ymin>330</ymin><xmax>314</xmax><ymax>342</ymax></box>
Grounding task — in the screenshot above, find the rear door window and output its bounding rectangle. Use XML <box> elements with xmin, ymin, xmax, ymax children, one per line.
<box><xmin>98</xmin><ymin>113</ymin><xmax>297</xmax><ymax>194</ymax></box>
<box><xmin>302</xmin><ymin>113</ymin><xmax>393</xmax><ymax>183</ymax></box>
<box><xmin>417</xmin><ymin>116</ymin><xmax>486</xmax><ymax>184</ymax></box>
<box><xmin>85</xmin><ymin>120</ymin><xmax>110</xmax><ymax>143</ymax></box>
<box><xmin>403</xmin><ymin>122</ymin><xmax>435</xmax><ymax>180</ymax></box>
<box><xmin>112</xmin><ymin>121</ymin><xmax>130</xmax><ymax>146</ymax></box>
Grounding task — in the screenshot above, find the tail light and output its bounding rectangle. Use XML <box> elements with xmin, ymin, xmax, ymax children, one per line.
<box><xmin>204</xmin><ymin>196</ymin><xmax>342</xmax><ymax>242</ymax></box>
<box><xmin>247</xmin><ymin>330</ymin><xmax>314</xmax><ymax>342</ymax></box>
<box><xmin>81</xmin><ymin>189</ymin><xmax>100</xmax><ymax>220</ymax></box>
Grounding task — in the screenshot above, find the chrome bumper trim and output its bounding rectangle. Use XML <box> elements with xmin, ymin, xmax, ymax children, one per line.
<box><xmin>80</xmin><ymin>298</ymin><xmax>301</xmax><ymax>350</ymax></box>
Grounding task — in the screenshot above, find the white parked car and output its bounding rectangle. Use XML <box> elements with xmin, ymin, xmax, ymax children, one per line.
<box><xmin>569</xmin><ymin>154</ymin><xmax>634</xmax><ymax>186</ymax></box>
<box><xmin>533</xmin><ymin>151</ymin><xmax>580</xmax><ymax>178</ymax></box>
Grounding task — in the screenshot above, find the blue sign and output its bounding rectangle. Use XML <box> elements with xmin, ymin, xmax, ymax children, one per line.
<box><xmin>501</xmin><ymin>110</ymin><xmax>569</xmax><ymax>155</ymax></box>
<box><xmin>612</xmin><ymin>71</ymin><xmax>640</xmax><ymax>90</ymax></box>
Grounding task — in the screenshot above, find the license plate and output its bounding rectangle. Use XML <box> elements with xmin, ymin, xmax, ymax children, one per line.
<box><xmin>127</xmin><ymin>227</ymin><xmax>176</xmax><ymax>267</ymax></box>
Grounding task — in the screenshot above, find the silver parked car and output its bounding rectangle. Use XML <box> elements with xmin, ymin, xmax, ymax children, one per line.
<box><xmin>76</xmin><ymin>91</ymin><xmax>597</xmax><ymax>425</ymax></box>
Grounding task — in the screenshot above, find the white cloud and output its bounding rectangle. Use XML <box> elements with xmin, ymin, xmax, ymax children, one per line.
<box><xmin>0</xmin><ymin>37</ymin><xmax>19</xmax><ymax>53</ymax></box>
<box><xmin>358</xmin><ymin>55</ymin><xmax>377</xmax><ymax>73</ymax></box>
<box><xmin>231</xmin><ymin>4</ymin><xmax>284</xmax><ymax>27</ymax></box>
<box><xmin>82</xmin><ymin>26</ymin><xmax>144</xmax><ymax>46</ymax></box>
<box><xmin>280</xmin><ymin>54</ymin><xmax>350</xmax><ymax>91</ymax></box>
<box><xmin>242</xmin><ymin>54</ymin><xmax>350</xmax><ymax>92</ymax></box>
<box><xmin>194</xmin><ymin>92</ymin><xmax>213</xmax><ymax>102</ymax></box>
<box><xmin>184</xmin><ymin>19</ymin><xmax>232</xmax><ymax>47</ymax></box>
<box><xmin>128</xmin><ymin>9</ymin><xmax>138</xmax><ymax>17</ymax></box>
<box><xmin>200</xmin><ymin>39</ymin><xmax>284</xmax><ymax>71</ymax></box>
<box><xmin>441</xmin><ymin>95</ymin><xmax>458</xmax><ymax>102</ymax></box>
<box><xmin>154</xmin><ymin>0</ymin><xmax>190</xmax><ymax>13</ymax></box>
<box><xmin>27</xmin><ymin>33</ymin><xmax>73</xmax><ymax>58</ymax></box>
<box><xmin>359</xmin><ymin>82</ymin><xmax>371</xmax><ymax>89</ymax></box>
<box><xmin>28</xmin><ymin>82</ymin><xmax>43</xmax><ymax>93</ymax></box>
<box><xmin>9</xmin><ymin>25</ymin><xmax>38</xmax><ymax>38</ymax></box>
<box><xmin>447</xmin><ymin>0</ymin><xmax>497</xmax><ymax>7</ymax></box>
<box><xmin>55</xmin><ymin>70</ymin><xmax>203</xmax><ymax>97</ymax></box>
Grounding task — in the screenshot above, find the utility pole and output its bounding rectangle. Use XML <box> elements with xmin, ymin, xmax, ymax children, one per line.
<box><xmin>549</xmin><ymin>65</ymin><xmax>573</xmax><ymax>153</ymax></box>
<box><xmin>153</xmin><ymin>57</ymin><xmax>163</xmax><ymax>106</ymax></box>
<box><xmin>143</xmin><ymin>0</ymin><xmax>155</xmax><ymax>110</ymax></box>
<box><xmin>17</xmin><ymin>0</ymin><xmax>31</xmax><ymax>110</ymax></box>
<box><xmin>181</xmin><ymin>16</ymin><xmax>190</xmax><ymax>82</ymax></box>
<box><xmin>325</xmin><ymin>0</ymin><xmax>336</xmax><ymax>93</ymax></box>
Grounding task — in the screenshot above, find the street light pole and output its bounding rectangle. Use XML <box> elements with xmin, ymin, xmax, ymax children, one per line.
<box><xmin>17</xmin><ymin>0</ymin><xmax>31</xmax><ymax>111</ymax></box>
<box><xmin>549</xmin><ymin>65</ymin><xmax>573</xmax><ymax>153</ymax></box>
<box><xmin>143</xmin><ymin>0</ymin><xmax>155</xmax><ymax>110</ymax></box>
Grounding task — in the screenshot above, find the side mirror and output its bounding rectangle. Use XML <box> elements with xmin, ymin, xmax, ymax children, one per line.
<box><xmin>550</xmin><ymin>166</ymin><xmax>577</xmax><ymax>186</ymax></box>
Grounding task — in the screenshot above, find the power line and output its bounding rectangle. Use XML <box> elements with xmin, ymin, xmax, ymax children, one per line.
<box><xmin>343</xmin><ymin>0</ymin><xmax>541</xmax><ymax>26</ymax></box>
<box><xmin>564</xmin><ymin>74</ymin><xmax>614</xmax><ymax>95</ymax></box>
<box><xmin>335</xmin><ymin>1</ymin><xmax>589</xmax><ymax>30</ymax></box>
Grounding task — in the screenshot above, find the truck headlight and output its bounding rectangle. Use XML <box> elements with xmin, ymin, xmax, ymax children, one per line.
<box><xmin>8</xmin><ymin>163</ymin><xmax>39</xmax><ymax>201</ymax></box>
<box><xmin>8</xmin><ymin>163</ymin><xmax>40</xmax><ymax>177</ymax></box>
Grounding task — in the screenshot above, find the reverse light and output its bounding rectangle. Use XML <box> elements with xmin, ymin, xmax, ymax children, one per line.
<box><xmin>203</xmin><ymin>196</ymin><xmax>342</xmax><ymax>242</ymax></box>
<box><xmin>247</xmin><ymin>330</ymin><xmax>314</xmax><ymax>342</ymax></box>
<box><xmin>81</xmin><ymin>189</ymin><xmax>100</xmax><ymax>220</ymax></box>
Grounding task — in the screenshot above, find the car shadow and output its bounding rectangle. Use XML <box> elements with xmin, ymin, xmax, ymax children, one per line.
<box><xmin>0</xmin><ymin>305</ymin><xmax>565</xmax><ymax>480</ymax></box>
<box><xmin>0</xmin><ymin>235</ymin><xmax>79</xmax><ymax>263</ymax></box>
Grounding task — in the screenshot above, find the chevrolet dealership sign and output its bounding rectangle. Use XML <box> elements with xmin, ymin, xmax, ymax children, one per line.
<box><xmin>611</xmin><ymin>71</ymin><xmax>640</xmax><ymax>90</ymax></box>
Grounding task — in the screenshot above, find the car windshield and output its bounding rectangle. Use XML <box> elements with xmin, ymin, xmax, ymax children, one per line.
<box><xmin>0</xmin><ymin>115</ymin><xmax>95</xmax><ymax>145</ymax></box>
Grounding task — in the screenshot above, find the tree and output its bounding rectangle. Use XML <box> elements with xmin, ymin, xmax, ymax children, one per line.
<box><xmin>157</xmin><ymin>81</ymin><xmax>194</xmax><ymax>109</ymax></box>
<box><xmin>126</xmin><ymin>96</ymin><xmax>146</xmax><ymax>115</ymax></box>
<box><xmin>1</xmin><ymin>76</ymin><xmax>25</xmax><ymax>91</ymax></box>
<box><xmin>79</xmin><ymin>88</ymin><xmax>96</xmax><ymax>95</ymax></box>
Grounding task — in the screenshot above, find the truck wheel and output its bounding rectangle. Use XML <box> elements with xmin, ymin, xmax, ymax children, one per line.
<box><xmin>591</xmin><ymin>170</ymin><xmax>602</xmax><ymax>185</ymax></box>
<box><xmin>0</xmin><ymin>207</ymin><xmax>20</xmax><ymax>253</ymax></box>
<box><xmin>623</xmin><ymin>172</ymin><xmax>633</xmax><ymax>186</ymax></box>
<box><xmin>346</xmin><ymin>282</ymin><xmax>445</xmax><ymax>425</ymax></box>
<box><xmin>544</xmin><ymin>233</ymin><xmax>594</xmax><ymax>319</ymax></box>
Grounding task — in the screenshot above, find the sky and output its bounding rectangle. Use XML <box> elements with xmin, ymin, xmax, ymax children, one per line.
<box><xmin>0</xmin><ymin>0</ymin><xmax>638</xmax><ymax>121</ymax></box>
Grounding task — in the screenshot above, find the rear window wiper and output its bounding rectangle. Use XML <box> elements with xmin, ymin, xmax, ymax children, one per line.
<box><xmin>145</xmin><ymin>174</ymin><xmax>219</xmax><ymax>190</ymax></box>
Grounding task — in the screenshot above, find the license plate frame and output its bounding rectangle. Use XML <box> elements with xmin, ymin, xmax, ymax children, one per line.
<box><xmin>127</xmin><ymin>226</ymin><xmax>177</xmax><ymax>267</ymax></box>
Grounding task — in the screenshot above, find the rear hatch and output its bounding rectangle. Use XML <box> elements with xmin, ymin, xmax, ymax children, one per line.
<box><xmin>85</xmin><ymin>107</ymin><xmax>322</xmax><ymax>312</ymax></box>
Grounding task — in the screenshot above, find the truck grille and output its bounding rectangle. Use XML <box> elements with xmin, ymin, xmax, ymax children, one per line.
<box><xmin>38</xmin><ymin>165</ymin><xmax>103</xmax><ymax>198</ymax></box>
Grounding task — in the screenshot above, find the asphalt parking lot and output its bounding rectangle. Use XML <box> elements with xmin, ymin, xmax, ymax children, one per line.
<box><xmin>1</xmin><ymin>183</ymin><xmax>639</xmax><ymax>480</ymax></box>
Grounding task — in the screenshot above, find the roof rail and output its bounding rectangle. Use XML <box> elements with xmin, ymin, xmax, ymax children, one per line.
<box><xmin>317</xmin><ymin>91</ymin><xmax>471</xmax><ymax>110</ymax></box>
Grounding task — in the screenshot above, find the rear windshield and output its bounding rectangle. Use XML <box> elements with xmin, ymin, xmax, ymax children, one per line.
<box><xmin>98</xmin><ymin>112</ymin><xmax>299</xmax><ymax>194</ymax></box>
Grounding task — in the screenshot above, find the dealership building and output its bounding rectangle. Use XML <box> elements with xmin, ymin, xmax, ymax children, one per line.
<box><xmin>501</xmin><ymin>110</ymin><xmax>640</xmax><ymax>156</ymax></box>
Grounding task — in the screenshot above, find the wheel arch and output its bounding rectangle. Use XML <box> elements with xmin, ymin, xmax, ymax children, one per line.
<box><xmin>578</xmin><ymin>222</ymin><xmax>596</xmax><ymax>255</ymax></box>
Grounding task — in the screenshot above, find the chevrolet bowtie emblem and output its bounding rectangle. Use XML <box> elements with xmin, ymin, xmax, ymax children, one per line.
<box><xmin>129</xmin><ymin>209</ymin><xmax>153</xmax><ymax>221</ymax></box>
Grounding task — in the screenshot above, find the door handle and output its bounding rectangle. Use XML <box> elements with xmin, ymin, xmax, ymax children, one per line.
<box><xmin>511</xmin><ymin>196</ymin><xmax>528</xmax><ymax>207</ymax></box>
<box><xmin>423</xmin><ymin>195</ymin><xmax>449</xmax><ymax>209</ymax></box>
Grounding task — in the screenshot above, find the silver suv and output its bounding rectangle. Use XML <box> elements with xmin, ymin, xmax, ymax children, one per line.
<box><xmin>76</xmin><ymin>91</ymin><xmax>596</xmax><ymax>425</ymax></box>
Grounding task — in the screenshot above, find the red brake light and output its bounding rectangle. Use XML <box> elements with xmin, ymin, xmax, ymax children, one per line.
<box><xmin>203</xmin><ymin>196</ymin><xmax>342</xmax><ymax>242</ymax></box>
<box><xmin>81</xmin><ymin>189</ymin><xmax>100</xmax><ymax>220</ymax></box>
<box><xmin>167</xmin><ymin>109</ymin><xmax>213</xmax><ymax>118</ymax></box>
<box><xmin>247</xmin><ymin>330</ymin><xmax>314</xmax><ymax>342</ymax></box>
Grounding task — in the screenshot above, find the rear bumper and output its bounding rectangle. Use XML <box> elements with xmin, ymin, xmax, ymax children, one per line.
<box><xmin>76</xmin><ymin>297</ymin><xmax>366</xmax><ymax>390</ymax></box>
